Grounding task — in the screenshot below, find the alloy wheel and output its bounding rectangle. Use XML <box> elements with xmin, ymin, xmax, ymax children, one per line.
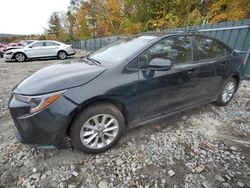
<box><xmin>59</xmin><ymin>52</ymin><xmax>67</xmax><ymax>59</ymax></box>
<box><xmin>222</xmin><ymin>81</ymin><xmax>235</xmax><ymax>103</ymax></box>
<box><xmin>80</xmin><ymin>114</ymin><xmax>119</xmax><ymax>149</ymax></box>
<box><xmin>15</xmin><ymin>53</ymin><xmax>25</xmax><ymax>62</ymax></box>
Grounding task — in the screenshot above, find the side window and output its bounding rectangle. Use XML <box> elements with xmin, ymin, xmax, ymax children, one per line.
<box><xmin>213</xmin><ymin>41</ymin><xmax>230</xmax><ymax>57</ymax></box>
<box><xmin>150</xmin><ymin>36</ymin><xmax>192</xmax><ymax>64</ymax></box>
<box><xmin>138</xmin><ymin>36</ymin><xmax>192</xmax><ymax>69</ymax></box>
<box><xmin>45</xmin><ymin>42</ymin><xmax>60</xmax><ymax>46</ymax></box>
<box><xmin>32</xmin><ymin>42</ymin><xmax>43</xmax><ymax>47</ymax></box>
<box><xmin>196</xmin><ymin>37</ymin><xmax>229</xmax><ymax>60</ymax></box>
<box><xmin>126</xmin><ymin>58</ymin><xmax>138</xmax><ymax>70</ymax></box>
<box><xmin>139</xmin><ymin>52</ymin><xmax>149</xmax><ymax>69</ymax></box>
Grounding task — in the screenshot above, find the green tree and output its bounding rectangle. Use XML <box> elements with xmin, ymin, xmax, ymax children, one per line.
<box><xmin>47</xmin><ymin>12</ymin><xmax>66</xmax><ymax>40</ymax></box>
<box><xmin>67</xmin><ymin>10</ymin><xmax>76</xmax><ymax>40</ymax></box>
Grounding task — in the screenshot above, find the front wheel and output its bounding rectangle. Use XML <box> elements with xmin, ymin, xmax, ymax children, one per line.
<box><xmin>15</xmin><ymin>53</ymin><xmax>26</xmax><ymax>62</ymax></box>
<box><xmin>70</xmin><ymin>102</ymin><xmax>126</xmax><ymax>154</ymax></box>
<box><xmin>215</xmin><ymin>77</ymin><xmax>237</xmax><ymax>106</ymax></box>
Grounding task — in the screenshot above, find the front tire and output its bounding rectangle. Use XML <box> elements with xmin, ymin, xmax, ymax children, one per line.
<box><xmin>58</xmin><ymin>51</ymin><xmax>67</xmax><ymax>60</ymax></box>
<box><xmin>15</xmin><ymin>52</ymin><xmax>26</xmax><ymax>62</ymax></box>
<box><xmin>215</xmin><ymin>77</ymin><xmax>237</xmax><ymax>106</ymax></box>
<box><xmin>70</xmin><ymin>102</ymin><xmax>126</xmax><ymax>154</ymax></box>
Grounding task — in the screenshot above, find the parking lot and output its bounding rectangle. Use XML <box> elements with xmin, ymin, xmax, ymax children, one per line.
<box><xmin>0</xmin><ymin>54</ymin><xmax>250</xmax><ymax>188</ymax></box>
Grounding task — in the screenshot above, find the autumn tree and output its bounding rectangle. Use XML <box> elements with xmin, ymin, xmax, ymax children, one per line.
<box><xmin>208</xmin><ymin>0</ymin><xmax>250</xmax><ymax>23</ymax></box>
<box><xmin>45</xmin><ymin>0</ymin><xmax>250</xmax><ymax>41</ymax></box>
<box><xmin>75</xmin><ymin>1</ymin><xmax>91</xmax><ymax>39</ymax></box>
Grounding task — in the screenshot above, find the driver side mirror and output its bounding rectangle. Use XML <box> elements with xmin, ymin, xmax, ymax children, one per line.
<box><xmin>28</xmin><ymin>45</ymin><xmax>33</xmax><ymax>48</ymax></box>
<box><xmin>148</xmin><ymin>58</ymin><xmax>172</xmax><ymax>71</ymax></box>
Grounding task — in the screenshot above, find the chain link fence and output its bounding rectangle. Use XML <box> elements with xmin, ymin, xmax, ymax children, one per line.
<box><xmin>69</xmin><ymin>36</ymin><xmax>126</xmax><ymax>52</ymax></box>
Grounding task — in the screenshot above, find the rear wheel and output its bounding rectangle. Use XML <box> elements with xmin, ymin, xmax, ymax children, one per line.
<box><xmin>58</xmin><ymin>51</ymin><xmax>67</xmax><ymax>60</ymax></box>
<box><xmin>70</xmin><ymin>102</ymin><xmax>126</xmax><ymax>154</ymax></box>
<box><xmin>215</xmin><ymin>77</ymin><xmax>237</xmax><ymax>106</ymax></box>
<box><xmin>15</xmin><ymin>53</ymin><xmax>26</xmax><ymax>62</ymax></box>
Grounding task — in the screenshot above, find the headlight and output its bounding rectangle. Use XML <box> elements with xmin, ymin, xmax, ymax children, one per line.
<box><xmin>5</xmin><ymin>51</ymin><xmax>13</xmax><ymax>55</ymax></box>
<box><xmin>14</xmin><ymin>90</ymin><xmax>66</xmax><ymax>113</ymax></box>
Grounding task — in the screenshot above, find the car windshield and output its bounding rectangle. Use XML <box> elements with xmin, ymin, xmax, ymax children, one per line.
<box><xmin>26</xmin><ymin>41</ymin><xmax>38</xmax><ymax>48</ymax></box>
<box><xmin>89</xmin><ymin>36</ymin><xmax>157</xmax><ymax>66</ymax></box>
<box><xmin>27</xmin><ymin>40</ymin><xmax>34</xmax><ymax>45</ymax></box>
<box><xmin>19</xmin><ymin>40</ymin><xmax>34</xmax><ymax>46</ymax></box>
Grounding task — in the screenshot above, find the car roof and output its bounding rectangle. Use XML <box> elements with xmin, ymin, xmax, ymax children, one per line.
<box><xmin>137</xmin><ymin>32</ymin><xmax>209</xmax><ymax>38</ymax></box>
<box><xmin>31</xmin><ymin>40</ymin><xmax>60</xmax><ymax>43</ymax></box>
<box><xmin>136</xmin><ymin>32</ymin><xmax>232</xmax><ymax>49</ymax></box>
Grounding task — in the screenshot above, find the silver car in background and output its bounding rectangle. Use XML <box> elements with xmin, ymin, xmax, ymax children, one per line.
<box><xmin>4</xmin><ymin>40</ymin><xmax>76</xmax><ymax>62</ymax></box>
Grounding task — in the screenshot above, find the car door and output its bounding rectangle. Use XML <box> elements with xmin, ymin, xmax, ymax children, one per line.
<box><xmin>194</xmin><ymin>36</ymin><xmax>231</xmax><ymax>100</ymax></box>
<box><xmin>43</xmin><ymin>42</ymin><xmax>60</xmax><ymax>56</ymax></box>
<box><xmin>25</xmin><ymin>42</ymin><xmax>46</xmax><ymax>58</ymax></box>
<box><xmin>138</xmin><ymin>36</ymin><xmax>212</xmax><ymax>121</ymax></box>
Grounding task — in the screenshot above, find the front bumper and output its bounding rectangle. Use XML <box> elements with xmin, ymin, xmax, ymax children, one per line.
<box><xmin>3</xmin><ymin>53</ymin><xmax>14</xmax><ymax>61</ymax></box>
<box><xmin>68</xmin><ymin>52</ymin><xmax>76</xmax><ymax>56</ymax></box>
<box><xmin>8</xmin><ymin>94</ymin><xmax>79</xmax><ymax>148</ymax></box>
<box><xmin>67</xmin><ymin>48</ymin><xmax>76</xmax><ymax>56</ymax></box>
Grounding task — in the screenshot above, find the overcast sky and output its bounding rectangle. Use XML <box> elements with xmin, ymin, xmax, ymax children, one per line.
<box><xmin>0</xmin><ymin>0</ymin><xmax>70</xmax><ymax>35</ymax></box>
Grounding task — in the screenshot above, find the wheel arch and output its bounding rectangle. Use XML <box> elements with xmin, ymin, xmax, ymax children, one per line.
<box><xmin>57</xmin><ymin>50</ymin><xmax>68</xmax><ymax>56</ymax></box>
<box><xmin>66</xmin><ymin>97</ymin><xmax>129</xmax><ymax>136</ymax></box>
<box><xmin>13</xmin><ymin>51</ymin><xmax>27</xmax><ymax>59</ymax></box>
<box><xmin>231</xmin><ymin>74</ymin><xmax>240</xmax><ymax>91</ymax></box>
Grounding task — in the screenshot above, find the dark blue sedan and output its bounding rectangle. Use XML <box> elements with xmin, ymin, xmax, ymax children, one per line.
<box><xmin>9</xmin><ymin>33</ymin><xmax>244</xmax><ymax>153</ymax></box>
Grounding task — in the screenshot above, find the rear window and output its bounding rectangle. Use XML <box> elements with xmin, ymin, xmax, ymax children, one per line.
<box><xmin>196</xmin><ymin>37</ymin><xmax>231</xmax><ymax>60</ymax></box>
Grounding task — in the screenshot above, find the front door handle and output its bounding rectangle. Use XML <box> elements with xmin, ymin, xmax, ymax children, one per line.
<box><xmin>187</xmin><ymin>69</ymin><xmax>198</xmax><ymax>76</ymax></box>
<box><xmin>220</xmin><ymin>61</ymin><xmax>227</xmax><ymax>66</ymax></box>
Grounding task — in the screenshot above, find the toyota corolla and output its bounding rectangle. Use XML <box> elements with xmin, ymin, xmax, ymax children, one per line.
<box><xmin>9</xmin><ymin>33</ymin><xmax>244</xmax><ymax>153</ymax></box>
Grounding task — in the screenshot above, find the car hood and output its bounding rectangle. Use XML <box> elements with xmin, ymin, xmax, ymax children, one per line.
<box><xmin>14</xmin><ymin>61</ymin><xmax>106</xmax><ymax>95</ymax></box>
<box><xmin>6</xmin><ymin>46</ymin><xmax>23</xmax><ymax>50</ymax></box>
<box><xmin>5</xmin><ymin>48</ymin><xmax>21</xmax><ymax>54</ymax></box>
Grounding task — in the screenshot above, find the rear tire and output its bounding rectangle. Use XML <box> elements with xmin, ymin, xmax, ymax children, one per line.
<box><xmin>70</xmin><ymin>102</ymin><xmax>126</xmax><ymax>154</ymax></box>
<box><xmin>15</xmin><ymin>52</ymin><xmax>26</xmax><ymax>62</ymax></box>
<box><xmin>58</xmin><ymin>51</ymin><xmax>67</xmax><ymax>60</ymax></box>
<box><xmin>215</xmin><ymin>77</ymin><xmax>237</xmax><ymax>106</ymax></box>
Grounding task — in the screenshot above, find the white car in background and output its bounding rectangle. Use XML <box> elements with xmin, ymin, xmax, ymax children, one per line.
<box><xmin>4</xmin><ymin>40</ymin><xmax>76</xmax><ymax>62</ymax></box>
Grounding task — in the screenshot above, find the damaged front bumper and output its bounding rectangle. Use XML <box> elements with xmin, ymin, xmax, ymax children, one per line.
<box><xmin>9</xmin><ymin>94</ymin><xmax>79</xmax><ymax>148</ymax></box>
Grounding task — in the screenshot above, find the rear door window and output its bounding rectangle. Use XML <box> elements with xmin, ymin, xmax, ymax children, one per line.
<box><xmin>196</xmin><ymin>37</ymin><xmax>230</xmax><ymax>60</ymax></box>
<box><xmin>44</xmin><ymin>42</ymin><xmax>60</xmax><ymax>46</ymax></box>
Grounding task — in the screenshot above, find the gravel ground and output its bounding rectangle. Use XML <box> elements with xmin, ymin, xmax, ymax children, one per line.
<box><xmin>0</xmin><ymin>54</ymin><xmax>250</xmax><ymax>188</ymax></box>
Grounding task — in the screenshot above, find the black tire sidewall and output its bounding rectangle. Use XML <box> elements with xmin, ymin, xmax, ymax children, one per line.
<box><xmin>216</xmin><ymin>77</ymin><xmax>237</xmax><ymax>106</ymax></box>
<box><xmin>70</xmin><ymin>102</ymin><xmax>126</xmax><ymax>154</ymax></box>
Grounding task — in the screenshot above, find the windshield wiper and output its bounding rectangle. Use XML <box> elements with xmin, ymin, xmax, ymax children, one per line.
<box><xmin>81</xmin><ymin>57</ymin><xmax>95</xmax><ymax>65</ymax></box>
<box><xmin>81</xmin><ymin>56</ymin><xmax>101</xmax><ymax>66</ymax></box>
<box><xmin>80</xmin><ymin>52</ymin><xmax>101</xmax><ymax>65</ymax></box>
<box><xmin>87</xmin><ymin>57</ymin><xmax>102</xmax><ymax>65</ymax></box>
<box><xmin>80</xmin><ymin>51</ymin><xmax>93</xmax><ymax>59</ymax></box>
